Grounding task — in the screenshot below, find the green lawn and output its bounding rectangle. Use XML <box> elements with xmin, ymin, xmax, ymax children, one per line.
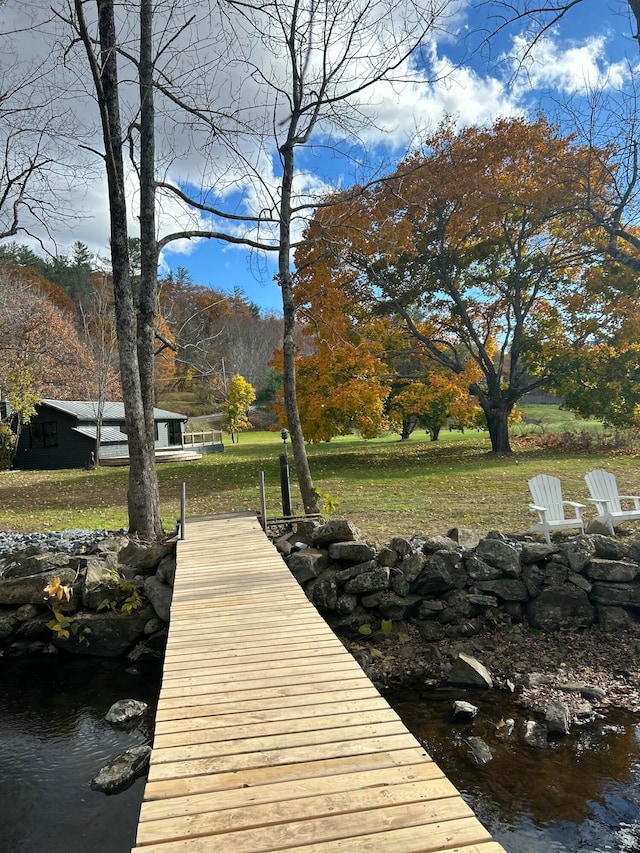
<box><xmin>2</xmin><ymin>406</ymin><xmax>640</xmax><ymax>541</ymax></box>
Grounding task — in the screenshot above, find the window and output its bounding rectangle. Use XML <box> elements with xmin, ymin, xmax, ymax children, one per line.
<box><xmin>30</xmin><ymin>422</ymin><xmax>58</xmax><ymax>449</ymax></box>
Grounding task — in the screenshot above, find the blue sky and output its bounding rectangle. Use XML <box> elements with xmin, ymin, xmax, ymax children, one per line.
<box><xmin>6</xmin><ymin>1</ymin><xmax>640</xmax><ymax>314</ymax></box>
<box><xmin>155</xmin><ymin>1</ymin><xmax>640</xmax><ymax>313</ymax></box>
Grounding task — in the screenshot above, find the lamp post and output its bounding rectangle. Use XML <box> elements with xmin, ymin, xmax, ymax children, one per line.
<box><xmin>279</xmin><ymin>428</ymin><xmax>292</xmax><ymax>517</ymax></box>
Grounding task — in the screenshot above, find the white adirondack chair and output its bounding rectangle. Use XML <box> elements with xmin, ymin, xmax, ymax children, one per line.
<box><xmin>528</xmin><ymin>474</ymin><xmax>586</xmax><ymax>543</ymax></box>
<box><xmin>584</xmin><ymin>470</ymin><xmax>640</xmax><ymax>536</ymax></box>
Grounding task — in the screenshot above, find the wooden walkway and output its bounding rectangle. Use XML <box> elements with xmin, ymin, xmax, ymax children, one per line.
<box><xmin>132</xmin><ymin>515</ymin><xmax>506</xmax><ymax>853</ymax></box>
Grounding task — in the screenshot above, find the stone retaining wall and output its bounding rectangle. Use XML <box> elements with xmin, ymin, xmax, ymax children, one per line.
<box><xmin>278</xmin><ymin>520</ymin><xmax>640</xmax><ymax>639</ymax></box>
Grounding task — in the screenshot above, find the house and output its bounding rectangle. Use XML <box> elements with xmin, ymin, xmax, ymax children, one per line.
<box><xmin>14</xmin><ymin>400</ymin><xmax>192</xmax><ymax>470</ymax></box>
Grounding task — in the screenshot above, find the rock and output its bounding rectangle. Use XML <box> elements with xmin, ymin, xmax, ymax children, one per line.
<box><xmin>376</xmin><ymin>547</ymin><xmax>398</xmax><ymax>567</ymax></box>
<box><xmin>306</xmin><ymin>570</ymin><xmax>338</xmax><ymax>611</ymax></box>
<box><xmin>563</xmin><ymin>536</ymin><xmax>596</xmax><ymax>572</ymax></box>
<box><xmin>422</xmin><ymin>535</ymin><xmax>458</xmax><ymax>555</ymax></box>
<box><xmin>90</xmin><ymin>745</ymin><xmax>151</xmax><ymax>793</ymax></box>
<box><xmin>287</xmin><ymin>549</ymin><xmax>329</xmax><ymax>583</ymax></box>
<box><xmin>466</xmin><ymin>736</ymin><xmax>493</xmax><ymax>764</ymax></box>
<box><xmin>448</xmin><ymin>653</ymin><xmax>493</xmax><ymax>689</ymax></box>
<box><xmin>335</xmin><ymin>560</ymin><xmax>378</xmax><ymax>584</ymax></box>
<box><xmin>0</xmin><ymin>568</ymin><xmax>79</xmax><ymax>606</ymax></box>
<box><xmin>328</xmin><ymin>542</ymin><xmax>376</xmax><ymax>563</ymax></box>
<box><xmin>527</xmin><ymin>587</ymin><xmax>595</xmax><ymax>632</ymax></box>
<box><xmin>1</xmin><ymin>551</ymin><xmax>71</xmax><ymax>579</ymax></box>
<box><xmin>343</xmin><ymin>567</ymin><xmax>390</xmax><ymax>595</ymax></box>
<box><xmin>398</xmin><ymin>552</ymin><xmax>426</xmax><ymax>584</ymax></box>
<box><xmin>586</xmin><ymin>558</ymin><xmax>640</xmax><ymax>582</ymax></box>
<box><xmin>156</xmin><ymin>553</ymin><xmax>177</xmax><ymax>587</ymax></box>
<box><xmin>464</xmin><ymin>554</ymin><xmax>503</xmax><ymax>582</ymax></box>
<box><xmin>52</xmin><ymin>606</ymin><xmax>154</xmax><ymax>656</ymax></box>
<box><xmin>335</xmin><ymin>593</ymin><xmax>358</xmax><ymax>615</ymax></box>
<box><xmin>105</xmin><ymin>699</ymin><xmax>148</xmax><ymax>724</ymax></box>
<box><xmin>473</xmin><ymin>578</ymin><xmax>528</xmax><ymax>601</ymax></box>
<box><xmin>475</xmin><ymin>539</ymin><xmax>521</xmax><ymax>576</ymax></box>
<box><xmin>598</xmin><ymin>605</ymin><xmax>634</xmax><ymax>631</ymax></box>
<box><xmin>119</xmin><ymin>541</ymin><xmax>171</xmax><ymax>573</ymax></box>
<box><xmin>590</xmin><ymin>535</ymin><xmax>628</xmax><ymax>560</ymax></box>
<box><xmin>387</xmin><ymin>537</ymin><xmax>412</xmax><ymax>557</ymax></box>
<box><xmin>360</xmin><ymin>591</ymin><xmax>421</xmax><ymax>620</ymax></box>
<box><xmin>447</xmin><ymin>528</ymin><xmax>482</xmax><ymax>549</ymax></box>
<box><xmin>586</xmin><ymin>519</ymin><xmax>614</xmax><ymax>536</ymax></box>
<box><xmin>143</xmin><ymin>575</ymin><xmax>172</xmax><ymax>623</ymax></box>
<box><xmin>523</xmin><ymin>721</ymin><xmax>548</xmax><ymax>748</ymax></box>
<box><xmin>567</xmin><ymin>572</ymin><xmax>592</xmax><ymax>593</ymax></box>
<box><xmin>82</xmin><ymin>558</ymin><xmax>123</xmax><ymax>609</ymax></box>
<box><xmin>0</xmin><ymin>611</ymin><xmax>16</xmax><ymax>639</ymax></box>
<box><xmin>412</xmin><ymin>551</ymin><xmax>467</xmax><ymax>596</ymax></box>
<box><xmin>520</xmin><ymin>542</ymin><xmax>559</xmax><ymax>564</ymax></box>
<box><xmin>311</xmin><ymin>520</ymin><xmax>361</xmax><ymax>545</ymax></box>
<box><xmin>542</xmin><ymin>562</ymin><xmax>567</xmax><ymax>588</ymax></box>
<box><xmin>590</xmin><ymin>582</ymin><xmax>640</xmax><ymax>607</ymax></box>
<box><xmin>453</xmin><ymin>700</ymin><xmax>478</xmax><ymax>719</ymax></box>
<box><xmin>545</xmin><ymin>699</ymin><xmax>571</xmax><ymax>735</ymax></box>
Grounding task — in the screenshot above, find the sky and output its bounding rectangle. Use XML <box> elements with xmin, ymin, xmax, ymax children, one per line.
<box><xmin>2</xmin><ymin>0</ymin><xmax>640</xmax><ymax>313</ymax></box>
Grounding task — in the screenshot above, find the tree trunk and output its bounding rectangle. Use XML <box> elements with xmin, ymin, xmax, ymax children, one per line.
<box><xmin>400</xmin><ymin>416</ymin><xmax>416</xmax><ymax>440</ymax></box>
<box><xmin>278</xmin><ymin>140</ymin><xmax>319</xmax><ymax>516</ymax></box>
<box><xmin>90</xmin><ymin>0</ymin><xmax>161</xmax><ymax>539</ymax></box>
<box><xmin>136</xmin><ymin>0</ymin><xmax>162</xmax><ymax>536</ymax></box>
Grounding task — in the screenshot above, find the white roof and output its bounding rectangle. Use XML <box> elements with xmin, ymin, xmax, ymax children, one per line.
<box><xmin>40</xmin><ymin>400</ymin><xmax>187</xmax><ymax>422</ymax></box>
<box><xmin>73</xmin><ymin>425</ymin><xmax>127</xmax><ymax>444</ymax></box>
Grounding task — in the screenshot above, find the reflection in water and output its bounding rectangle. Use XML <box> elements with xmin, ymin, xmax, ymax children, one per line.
<box><xmin>0</xmin><ymin>656</ymin><xmax>161</xmax><ymax>853</ymax></box>
<box><xmin>384</xmin><ymin>683</ymin><xmax>640</xmax><ymax>853</ymax></box>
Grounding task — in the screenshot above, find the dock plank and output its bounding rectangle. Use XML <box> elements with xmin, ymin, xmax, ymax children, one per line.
<box><xmin>131</xmin><ymin>515</ymin><xmax>505</xmax><ymax>853</ymax></box>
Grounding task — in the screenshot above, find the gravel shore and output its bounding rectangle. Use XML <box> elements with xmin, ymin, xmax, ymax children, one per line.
<box><xmin>345</xmin><ymin>622</ymin><xmax>640</xmax><ymax>716</ymax></box>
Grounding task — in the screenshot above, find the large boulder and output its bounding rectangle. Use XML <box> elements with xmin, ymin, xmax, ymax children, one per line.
<box><xmin>311</xmin><ymin>520</ymin><xmax>361</xmax><ymax>546</ymax></box>
<box><xmin>411</xmin><ymin>551</ymin><xmax>467</xmax><ymax>596</ymax></box>
<box><xmin>287</xmin><ymin>549</ymin><xmax>329</xmax><ymax>583</ymax></box>
<box><xmin>328</xmin><ymin>542</ymin><xmax>376</xmax><ymax>563</ymax></box>
<box><xmin>143</xmin><ymin>575</ymin><xmax>172</xmax><ymax>623</ymax></box>
<box><xmin>527</xmin><ymin>587</ymin><xmax>595</xmax><ymax>632</ymax></box>
<box><xmin>475</xmin><ymin>539</ymin><xmax>521</xmax><ymax>576</ymax></box>
<box><xmin>0</xmin><ymin>568</ymin><xmax>79</xmax><ymax>606</ymax></box>
<box><xmin>51</xmin><ymin>605</ymin><xmax>155</xmax><ymax>656</ymax></box>
<box><xmin>91</xmin><ymin>745</ymin><xmax>151</xmax><ymax>793</ymax></box>
<box><xmin>82</xmin><ymin>558</ymin><xmax>124</xmax><ymax>609</ymax></box>
<box><xmin>447</xmin><ymin>653</ymin><xmax>493</xmax><ymax>688</ymax></box>
<box><xmin>1</xmin><ymin>551</ymin><xmax>70</xmax><ymax>579</ymax></box>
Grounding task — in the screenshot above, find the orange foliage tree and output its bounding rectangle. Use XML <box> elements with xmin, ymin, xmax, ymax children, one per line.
<box><xmin>299</xmin><ymin>117</ymin><xmax>611</xmax><ymax>452</ymax></box>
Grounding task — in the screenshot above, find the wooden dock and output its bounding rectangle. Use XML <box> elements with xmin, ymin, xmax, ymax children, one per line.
<box><xmin>132</xmin><ymin>515</ymin><xmax>506</xmax><ymax>853</ymax></box>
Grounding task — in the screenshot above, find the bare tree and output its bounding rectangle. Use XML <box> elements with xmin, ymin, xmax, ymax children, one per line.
<box><xmin>151</xmin><ymin>0</ymin><xmax>460</xmax><ymax>513</ymax></box>
<box><xmin>0</xmin><ymin>8</ymin><xmax>88</xmax><ymax>240</ymax></box>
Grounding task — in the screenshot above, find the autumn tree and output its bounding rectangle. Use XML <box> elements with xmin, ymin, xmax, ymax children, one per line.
<box><xmin>0</xmin><ymin>267</ymin><xmax>102</xmax><ymax>399</ymax></box>
<box><xmin>301</xmin><ymin>117</ymin><xmax>609</xmax><ymax>453</ymax></box>
<box><xmin>0</xmin><ymin>365</ymin><xmax>40</xmax><ymax>470</ymax></box>
<box><xmin>223</xmin><ymin>375</ymin><xmax>256</xmax><ymax>443</ymax></box>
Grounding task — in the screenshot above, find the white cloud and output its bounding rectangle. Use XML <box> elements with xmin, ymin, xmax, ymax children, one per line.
<box><xmin>508</xmin><ymin>33</ymin><xmax>637</xmax><ymax>96</ymax></box>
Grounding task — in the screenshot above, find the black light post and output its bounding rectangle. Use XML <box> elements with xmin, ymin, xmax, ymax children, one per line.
<box><xmin>279</xmin><ymin>428</ymin><xmax>292</xmax><ymax>517</ymax></box>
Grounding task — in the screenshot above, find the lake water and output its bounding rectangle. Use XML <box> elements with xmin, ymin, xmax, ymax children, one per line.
<box><xmin>0</xmin><ymin>656</ymin><xmax>161</xmax><ymax>853</ymax></box>
<box><xmin>385</xmin><ymin>683</ymin><xmax>640</xmax><ymax>853</ymax></box>
<box><xmin>2</xmin><ymin>657</ymin><xmax>640</xmax><ymax>852</ymax></box>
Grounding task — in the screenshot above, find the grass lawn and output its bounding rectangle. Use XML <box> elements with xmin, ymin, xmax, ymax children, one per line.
<box><xmin>2</xmin><ymin>405</ymin><xmax>640</xmax><ymax>540</ymax></box>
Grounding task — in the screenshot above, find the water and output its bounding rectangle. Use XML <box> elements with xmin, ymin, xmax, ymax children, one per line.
<box><xmin>385</xmin><ymin>683</ymin><xmax>640</xmax><ymax>852</ymax></box>
<box><xmin>0</xmin><ymin>656</ymin><xmax>161</xmax><ymax>853</ymax></box>
<box><xmin>3</xmin><ymin>657</ymin><xmax>640</xmax><ymax>852</ymax></box>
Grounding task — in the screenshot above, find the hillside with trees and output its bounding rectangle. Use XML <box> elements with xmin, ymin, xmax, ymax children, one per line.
<box><xmin>0</xmin><ymin>244</ymin><xmax>283</xmax><ymax>418</ymax></box>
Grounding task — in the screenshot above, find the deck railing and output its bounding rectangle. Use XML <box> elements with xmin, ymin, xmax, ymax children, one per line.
<box><xmin>183</xmin><ymin>429</ymin><xmax>223</xmax><ymax>446</ymax></box>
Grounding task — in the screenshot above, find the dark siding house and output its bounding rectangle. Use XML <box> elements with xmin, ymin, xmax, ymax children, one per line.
<box><xmin>14</xmin><ymin>400</ymin><xmax>188</xmax><ymax>470</ymax></box>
